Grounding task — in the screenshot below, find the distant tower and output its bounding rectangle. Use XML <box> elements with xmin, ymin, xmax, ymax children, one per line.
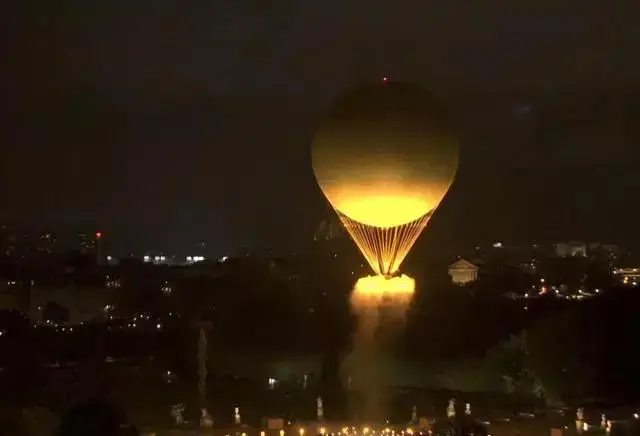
<box><xmin>95</xmin><ymin>231</ymin><xmax>103</xmax><ymax>265</ymax></box>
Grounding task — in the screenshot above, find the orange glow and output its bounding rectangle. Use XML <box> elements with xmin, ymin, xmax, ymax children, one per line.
<box><xmin>312</xmin><ymin>151</ymin><xmax>457</xmax><ymax>228</ymax></box>
<box><xmin>332</xmin><ymin>192</ymin><xmax>437</xmax><ymax>229</ymax></box>
<box><xmin>351</xmin><ymin>274</ymin><xmax>415</xmax><ymax>307</ymax></box>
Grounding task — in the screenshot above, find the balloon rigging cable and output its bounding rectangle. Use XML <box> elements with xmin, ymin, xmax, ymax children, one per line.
<box><xmin>337</xmin><ymin>211</ymin><xmax>432</xmax><ymax>276</ymax></box>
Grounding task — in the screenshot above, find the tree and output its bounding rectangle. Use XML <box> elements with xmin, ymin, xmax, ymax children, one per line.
<box><xmin>583</xmin><ymin>260</ymin><xmax>613</xmax><ymax>290</ymax></box>
<box><xmin>41</xmin><ymin>301</ymin><xmax>70</xmax><ymax>323</ymax></box>
<box><xmin>0</xmin><ymin>309</ymin><xmax>30</xmax><ymax>334</ymax></box>
<box><xmin>482</xmin><ymin>333</ymin><xmax>542</xmax><ymax>398</ymax></box>
<box><xmin>64</xmin><ymin>250</ymin><xmax>95</xmax><ymax>272</ymax></box>
<box><xmin>114</xmin><ymin>280</ymin><xmax>168</xmax><ymax>317</ymax></box>
<box><xmin>526</xmin><ymin>306</ymin><xmax>602</xmax><ymax>404</ymax></box>
<box><xmin>540</xmin><ymin>257</ymin><xmax>587</xmax><ymax>289</ymax></box>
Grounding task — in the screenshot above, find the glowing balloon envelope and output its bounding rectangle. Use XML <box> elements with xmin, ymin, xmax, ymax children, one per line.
<box><xmin>312</xmin><ymin>82</ymin><xmax>459</xmax><ymax>275</ymax></box>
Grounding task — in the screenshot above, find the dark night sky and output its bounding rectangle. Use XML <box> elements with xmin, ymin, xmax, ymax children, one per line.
<box><xmin>1</xmin><ymin>1</ymin><xmax>640</xmax><ymax>255</ymax></box>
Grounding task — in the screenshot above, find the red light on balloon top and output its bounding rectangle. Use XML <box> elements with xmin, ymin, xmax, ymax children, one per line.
<box><xmin>96</xmin><ymin>232</ymin><xmax>102</xmax><ymax>239</ymax></box>
<box><xmin>382</xmin><ymin>76</ymin><xmax>389</xmax><ymax>83</ymax></box>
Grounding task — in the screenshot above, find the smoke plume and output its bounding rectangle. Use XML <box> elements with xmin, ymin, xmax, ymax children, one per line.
<box><xmin>341</xmin><ymin>275</ymin><xmax>415</xmax><ymax>421</ymax></box>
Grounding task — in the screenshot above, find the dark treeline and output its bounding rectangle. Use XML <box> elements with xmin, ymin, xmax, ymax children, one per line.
<box><xmin>0</xmin><ymin>244</ymin><xmax>639</xmax><ymax>407</ymax></box>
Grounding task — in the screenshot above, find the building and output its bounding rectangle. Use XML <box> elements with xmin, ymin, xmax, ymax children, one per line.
<box><xmin>448</xmin><ymin>259</ymin><xmax>479</xmax><ymax>285</ymax></box>
<box><xmin>313</xmin><ymin>217</ymin><xmax>346</xmax><ymax>242</ymax></box>
<box><xmin>613</xmin><ymin>267</ymin><xmax>640</xmax><ymax>286</ymax></box>
<box><xmin>554</xmin><ymin>241</ymin><xmax>587</xmax><ymax>258</ymax></box>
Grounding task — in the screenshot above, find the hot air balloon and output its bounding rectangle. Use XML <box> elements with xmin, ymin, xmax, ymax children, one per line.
<box><xmin>312</xmin><ymin>81</ymin><xmax>459</xmax><ymax>277</ymax></box>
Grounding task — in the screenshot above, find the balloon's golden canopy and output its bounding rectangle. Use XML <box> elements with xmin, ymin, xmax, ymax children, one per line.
<box><xmin>312</xmin><ymin>82</ymin><xmax>459</xmax><ymax>228</ymax></box>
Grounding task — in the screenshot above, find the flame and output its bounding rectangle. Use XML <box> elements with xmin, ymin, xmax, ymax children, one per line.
<box><xmin>352</xmin><ymin>274</ymin><xmax>415</xmax><ymax>307</ymax></box>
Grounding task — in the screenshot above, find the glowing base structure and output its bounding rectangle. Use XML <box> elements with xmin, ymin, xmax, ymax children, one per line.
<box><xmin>351</xmin><ymin>274</ymin><xmax>416</xmax><ymax>307</ymax></box>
